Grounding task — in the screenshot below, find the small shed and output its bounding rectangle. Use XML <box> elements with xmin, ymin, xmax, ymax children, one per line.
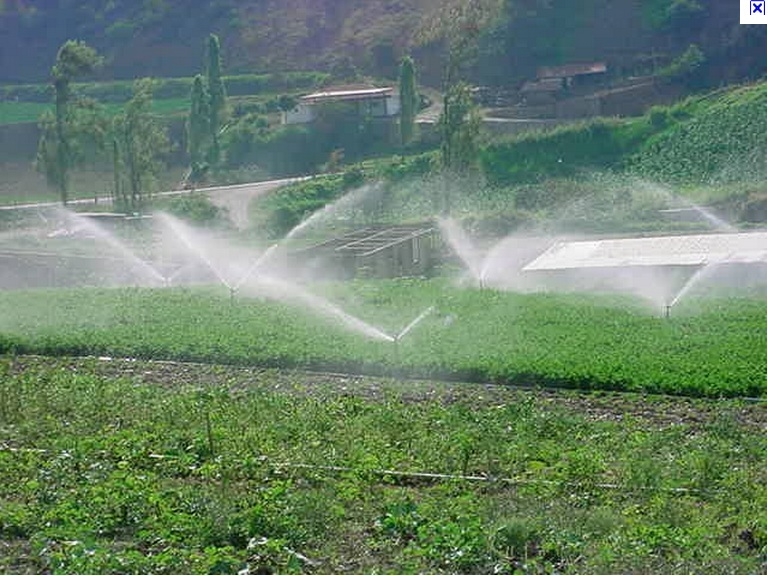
<box><xmin>291</xmin><ymin>223</ymin><xmax>437</xmax><ymax>279</ymax></box>
<box><xmin>520</xmin><ymin>77</ymin><xmax>566</xmax><ymax>105</ymax></box>
<box><xmin>537</xmin><ymin>62</ymin><xmax>608</xmax><ymax>87</ymax></box>
<box><xmin>521</xmin><ymin>62</ymin><xmax>608</xmax><ymax>105</ymax></box>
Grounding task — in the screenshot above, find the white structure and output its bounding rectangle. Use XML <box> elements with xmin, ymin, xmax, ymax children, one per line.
<box><xmin>523</xmin><ymin>232</ymin><xmax>767</xmax><ymax>271</ymax></box>
<box><xmin>282</xmin><ymin>87</ymin><xmax>401</xmax><ymax>125</ymax></box>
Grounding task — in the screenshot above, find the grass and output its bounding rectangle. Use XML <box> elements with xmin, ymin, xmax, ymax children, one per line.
<box><xmin>0</xmin><ymin>356</ymin><xmax>764</xmax><ymax>574</ymax></box>
<box><xmin>0</xmin><ymin>98</ymin><xmax>192</xmax><ymax>126</ymax></box>
<box><xmin>0</xmin><ymin>281</ymin><xmax>764</xmax><ymax>398</ymax></box>
<box><xmin>0</xmin><ymin>162</ymin><xmax>186</xmax><ymax>207</ymax></box>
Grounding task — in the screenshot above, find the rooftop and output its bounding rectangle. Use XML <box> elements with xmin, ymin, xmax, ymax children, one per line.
<box><xmin>300</xmin><ymin>87</ymin><xmax>394</xmax><ymax>104</ymax></box>
<box><xmin>537</xmin><ymin>62</ymin><xmax>607</xmax><ymax>79</ymax></box>
<box><xmin>300</xmin><ymin>224</ymin><xmax>434</xmax><ymax>257</ymax></box>
<box><xmin>523</xmin><ymin>232</ymin><xmax>767</xmax><ymax>271</ymax></box>
<box><xmin>520</xmin><ymin>77</ymin><xmax>565</xmax><ymax>93</ymax></box>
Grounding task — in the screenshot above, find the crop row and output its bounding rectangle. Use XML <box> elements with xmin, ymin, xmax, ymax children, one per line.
<box><xmin>0</xmin><ymin>281</ymin><xmax>764</xmax><ymax>398</ymax></box>
<box><xmin>1</xmin><ymin>356</ymin><xmax>764</xmax><ymax>574</ymax></box>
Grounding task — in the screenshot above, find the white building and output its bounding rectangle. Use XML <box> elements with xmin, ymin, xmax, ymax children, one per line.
<box><xmin>282</xmin><ymin>87</ymin><xmax>401</xmax><ymax>125</ymax></box>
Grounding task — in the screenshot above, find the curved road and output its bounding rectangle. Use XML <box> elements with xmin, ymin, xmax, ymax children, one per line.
<box><xmin>0</xmin><ymin>175</ymin><xmax>309</xmax><ymax>229</ymax></box>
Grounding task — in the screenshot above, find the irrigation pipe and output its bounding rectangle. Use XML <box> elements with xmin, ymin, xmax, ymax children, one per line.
<box><xmin>0</xmin><ymin>443</ymin><xmax>710</xmax><ymax>496</ymax></box>
<box><xmin>270</xmin><ymin>462</ymin><xmax>708</xmax><ymax>495</ymax></box>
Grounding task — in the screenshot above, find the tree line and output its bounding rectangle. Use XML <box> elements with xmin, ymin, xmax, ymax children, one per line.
<box><xmin>35</xmin><ymin>24</ymin><xmax>482</xmax><ymax>212</ymax></box>
<box><xmin>35</xmin><ymin>34</ymin><xmax>233</xmax><ymax>211</ymax></box>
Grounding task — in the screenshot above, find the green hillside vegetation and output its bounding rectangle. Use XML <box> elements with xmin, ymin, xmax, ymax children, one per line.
<box><xmin>482</xmin><ymin>82</ymin><xmax>767</xmax><ymax>186</ymax></box>
<box><xmin>629</xmin><ymin>83</ymin><xmax>768</xmax><ymax>184</ymax></box>
<box><xmin>0</xmin><ymin>72</ymin><xmax>327</xmax><ymax>103</ymax></box>
<box><xmin>0</xmin><ymin>72</ymin><xmax>328</xmax><ymax>126</ymax></box>
<box><xmin>0</xmin><ymin>98</ymin><xmax>190</xmax><ymax>125</ymax></box>
<box><xmin>260</xmin><ymin>81</ymin><xmax>766</xmax><ymax>237</ymax></box>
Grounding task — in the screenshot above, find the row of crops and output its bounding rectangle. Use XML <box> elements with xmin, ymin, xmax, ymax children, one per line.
<box><xmin>0</xmin><ymin>280</ymin><xmax>764</xmax><ymax>398</ymax></box>
<box><xmin>1</xmin><ymin>355</ymin><xmax>764</xmax><ymax>574</ymax></box>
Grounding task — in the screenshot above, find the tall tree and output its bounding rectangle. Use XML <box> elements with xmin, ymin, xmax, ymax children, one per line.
<box><xmin>439</xmin><ymin>82</ymin><xmax>481</xmax><ymax>173</ymax></box>
<box><xmin>112</xmin><ymin>78</ymin><xmax>171</xmax><ymax>212</ymax></box>
<box><xmin>417</xmin><ymin>1</ymin><xmax>500</xmax><ymax>212</ymax></box>
<box><xmin>398</xmin><ymin>55</ymin><xmax>418</xmax><ymax>146</ymax></box>
<box><xmin>187</xmin><ymin>74</ymin><xmax>211</xmax><ymax>184</ymax></box>
<box><xmin>36</xmin><ymin>40</ymin><xmax>103</xmax><ymax>205</ymax></box>
<box><xmin>205</xmin><ymin>33</ymin><xmax>226</xmax><ymax>168</ymax></box>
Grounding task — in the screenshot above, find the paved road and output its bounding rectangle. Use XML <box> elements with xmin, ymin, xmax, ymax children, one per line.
<box><xmin>202</xmin><ymin>176</ymin><xmax>308</xmax><ymax>229</ymax></box>
<box><xmin>0</xmin><ymin>176</ymin><xmax>309</xmax><ymax>229</ymax></box>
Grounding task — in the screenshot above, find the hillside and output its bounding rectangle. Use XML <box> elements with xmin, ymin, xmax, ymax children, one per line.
<box><xmin>0</xmin><ymin>0</ymin><xmax>764</xmax><ymax>89</ymax></box>
<box><xmin>256</xmin><ymin>81</ymin><xmax>766</xmax><ymax>240</ymax></box>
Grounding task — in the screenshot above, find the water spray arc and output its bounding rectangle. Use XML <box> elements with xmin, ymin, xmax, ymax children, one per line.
<box><xmin>665</xmin><ymin>263</ymin><xmax>715</xmax><ymax>317</ymax></box>
<box><xmin>57</xmin><ymin>209</ymin><xmax>166</xmax><ymax>286</ymax></box>
<box><xmin>233</xmin><ymin>243</ymin><xmax>280</xmax><ymax>292</ymax></box>
<box><xmin>156</xmin><ymin>212</ymin><xmax>235</xmax><ymax>292</ymax></box>
<box><xmin>395</xmin><ymin>306</ymin><xmax>435</xmax><ymax>342</ymax></box>
<box><xmin>390</xmin><ymin>306</ymin><xmax>435</xmax><ymax>370</ymax></box>
<box><xmin>437</xmin><ymin>217</ymin><xmax>485</xmax><ymax>288</ymax></box>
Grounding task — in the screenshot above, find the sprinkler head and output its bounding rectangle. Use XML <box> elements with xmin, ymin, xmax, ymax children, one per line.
<box><xmin>664</xmin><ymin>304</ymin><xmax>671</xmax><ymax>319</ymax></box>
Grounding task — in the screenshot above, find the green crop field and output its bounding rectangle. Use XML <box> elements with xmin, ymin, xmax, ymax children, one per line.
<box><xmin>0</xmin><ymin>75</ymin><xmax>765</xmax><ymax>575</ymax></box>
<box><xmin>0</xmin><ymin>280</ymin><xmax>764</xmax><ymax>398</ymax></box>
<box><xmin>0</xmin><ymin>355</ymin><xmax>764</xmax><ymax>574</ymax></box>
<box><xmin>0</xmin><ymin>98</ymin><xmax>190</xmax><ymax>126</ymax></box>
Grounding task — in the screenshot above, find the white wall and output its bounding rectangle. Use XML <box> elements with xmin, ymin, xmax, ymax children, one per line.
<box><xmin>282</xmin><ymin>103</ymin><xmax>315</xmax><ymax>124</ymax></box>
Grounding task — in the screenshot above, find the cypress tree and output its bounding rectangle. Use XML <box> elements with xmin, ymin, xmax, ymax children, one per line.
<box><xmin>187</xmin><ymin>74</ymin><xmax>211</xmax><ymax>183</ymax></box>
<box><xmin>205</xmin><ymin>33</ymin><xmax>226</xmax><ymax>167</ymax></box>
<box><xmin>398</xmin><ymin>56</ymin><xmax>418</xmax><ymax>146</ymax></box>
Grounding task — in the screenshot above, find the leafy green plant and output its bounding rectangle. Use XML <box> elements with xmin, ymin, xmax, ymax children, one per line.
<box><xmin>0</xmin><ymin>281</ymin><xmax>764</xmax><ymax>398</ymax></box>
<box><xmin>0</xmin><ymin>357</ymin><xmax>764</xmax><ymax>573</ymax></box>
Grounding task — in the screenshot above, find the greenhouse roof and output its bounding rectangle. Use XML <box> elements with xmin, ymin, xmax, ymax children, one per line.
<box><xmin>523</xmin><ymin>232</ymin><xmax>767</xmax><ymax>271</ymax></box>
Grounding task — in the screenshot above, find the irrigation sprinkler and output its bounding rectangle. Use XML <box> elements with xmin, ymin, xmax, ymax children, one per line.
<box><xmin>664</xmin><ymin>304</ymin><xmax>671</xmax><ymax>319</ymax></box>
<box><xmin>389</xmin><ymin>306</ymin><xmax>435</xmax><ymax>377</ymax></box>
<box><xmin>396</xmin><ymin>306</ymin><xmax>435</xmax><ymax>342</ymax></box>
<box><xmin>234</xmin><ymin>243</ymin><xmax>279</xmax><ymax>292</ymax></box>
<box><xmin>392</xmin><ymin>336</ymin><xmax>400</xmax><ymax>372</ymax></box>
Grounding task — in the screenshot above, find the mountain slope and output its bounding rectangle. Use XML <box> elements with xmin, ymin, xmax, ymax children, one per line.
<box><xmin>0</xmin><ymin>1</ymin><xmax>764</xmax><ymax>90</ymax></box>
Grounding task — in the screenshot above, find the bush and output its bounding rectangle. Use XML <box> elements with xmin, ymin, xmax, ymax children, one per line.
<box><xmin>257</xmin><ymin>175</ymin><xmax>347</xmax><ymax>237</ymax></box>
<box><xmin>480</xmin><ymin>118</ymin><xmax>636</xmax><ymax>185</ymax></box>
<box><xmin>154</xmin><ymin>193</ymin><xmax>228</xmax><ymax>226</ymax></box>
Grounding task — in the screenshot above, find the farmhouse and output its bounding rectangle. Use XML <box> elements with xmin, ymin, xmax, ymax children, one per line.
<box><xmin>282</xmin><ymin>86</ymin><xmax>401</xmax><ymax>124</ymax></box>
<box><xmin>520</xmin><ymin>61</ymin><xmax>607</xmax><ymax>105</ymax></box>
